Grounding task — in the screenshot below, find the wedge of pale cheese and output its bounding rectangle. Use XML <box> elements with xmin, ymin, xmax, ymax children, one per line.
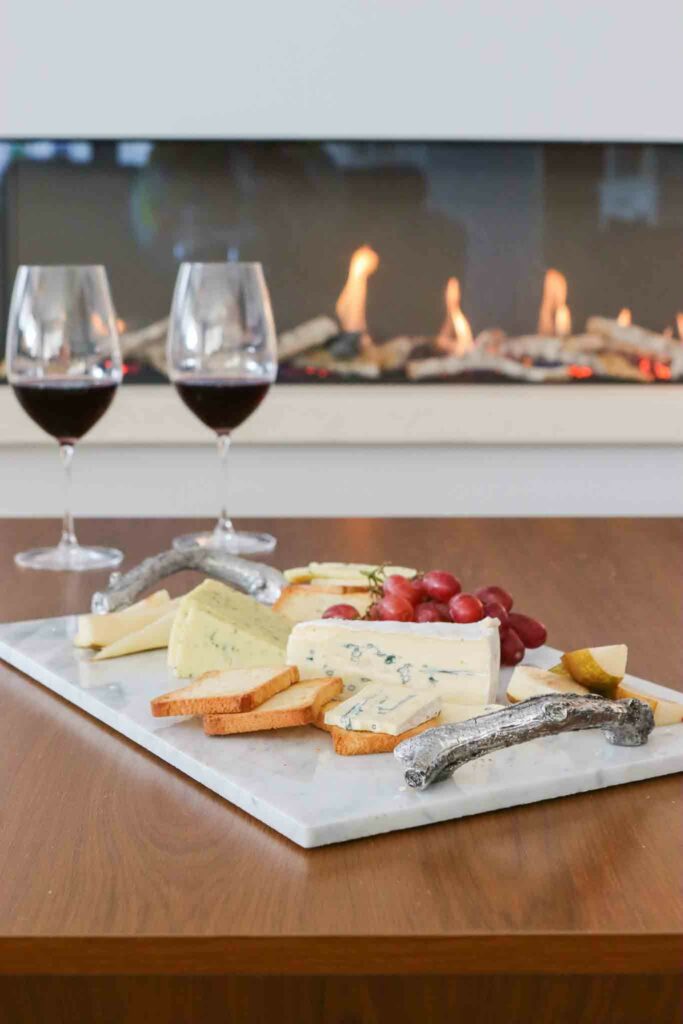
<box><xmin>92</xmin><ymin>601</ymin><xmax>179</xmax><ymax>660</ymax></box>
<box><xmin>74</xmin><ymin>590</ymin><xmax>171</xmax><ymax>648</ymax></box>
<box><xmin>287</xmin><ymin>618</ymin><xmax>500</xmax><ymax>702</ymax></box>
<box><xmin>324</xmin><ymin>683</ymin><xmax>441</xmax><ymax>735</ymax></box>
<box><xmin>507</xmin><ymin>664</ymin><xmax>589</xmax><ymax>703</ymax></box>
<box><xmin>168</xmin><ymin>580</ymin><xmax>291</xmax><ymax>678</ymax></box>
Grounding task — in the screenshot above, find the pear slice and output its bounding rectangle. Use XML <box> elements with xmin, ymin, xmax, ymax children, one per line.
<box><xmin>549</xmin><ymin>662</ymin><xmax>571</xmax><ymax>677</ymax></box>
<box><xmin>561</xmin><ymin>645</ymin><xmax>628</xmax><ymax>693</ymax></box>
<box><xmin>507</xmin><ymin>665</ymin><xmax>589</xmax><ymax>703</ymax></box>
<box><xmin>615</xmin><ymin>683</ymin><xmax>683</xmax><ymax>727</ymax></box>
<box><xmin>92</xmin><ymin>601</ymin><xmax>179</xmax><ymax>660</ymax></box>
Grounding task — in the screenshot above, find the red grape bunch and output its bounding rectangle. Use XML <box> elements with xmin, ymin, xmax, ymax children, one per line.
<box><xmin>322</xmin><ymin>569</ymin><xmax>547</xmax><ymax>666</ymax></box>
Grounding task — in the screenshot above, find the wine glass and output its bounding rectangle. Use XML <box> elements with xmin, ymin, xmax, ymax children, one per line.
<box><xmin>6</xmin><ymin>265</ymin><xmax>124</xmax><ymax>570</ymax></box>
<box><xmin>167</xmin><ymin>262</ymin><xmax>278</xmax><ymax>554</ymax></box>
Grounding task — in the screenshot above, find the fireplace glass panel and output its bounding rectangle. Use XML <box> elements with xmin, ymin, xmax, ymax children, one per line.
<box><xmin>1</xmin><ymin>140</ymin><xmax>682</xmax><ymax>384</ymax></box>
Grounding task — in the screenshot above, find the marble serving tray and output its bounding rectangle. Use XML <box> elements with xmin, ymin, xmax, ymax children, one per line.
<box><xmin>1</xmin><ymin>614</ymin><xmax>682</xmax><ymax>848</ymax></box>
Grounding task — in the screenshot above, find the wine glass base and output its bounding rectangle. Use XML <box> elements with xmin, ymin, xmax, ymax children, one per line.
<box><xmin>172</xmin><ymin>530</ymin><xmax>277</xmax><ymax>556</ymax></box>
<box><xmin>14</xmin><ymin>545</ymin><xmax>124</xmax><ymax>572</ymax></box>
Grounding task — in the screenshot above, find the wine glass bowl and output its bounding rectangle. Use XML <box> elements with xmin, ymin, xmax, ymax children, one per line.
<box><xmin>7</xmin><ymin>265</ymin><xmax>124</xmax><ymax>571</ymax></box>
<box><xmin>167</xmin><ymin>262</ymin><xmax>278</xmax><ymax>555</ymax></box>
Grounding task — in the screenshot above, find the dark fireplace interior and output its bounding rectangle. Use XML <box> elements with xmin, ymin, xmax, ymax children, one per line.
<box><xmin>1</xmin><ymin>140</ymin><xmax>682</xmax><ymax>384</ymax></box>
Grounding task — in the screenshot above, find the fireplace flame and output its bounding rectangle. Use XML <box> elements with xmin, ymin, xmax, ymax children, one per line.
<box><xmin>335</xmin><ymin>246</ymin><xmax>379</xmax><ymax>337</ymax></box>
<box><xmin>538</xmin><ymin>269</ymin><xmax>571</xmax><ymax>337</ymax></box>
<box><xmin>617</xmin><ymin>308</ymin><xmax>632</xmax><ymax>327</ymax></box>
<box><xmin>555</xmin><ymin>303</ymin><xmax>572</xmax><ymax>337</ymax></box>
<box><xmin>437</xmin><ymin>277</ymin><xmax>474</xmax><ymax>356</ymax></box>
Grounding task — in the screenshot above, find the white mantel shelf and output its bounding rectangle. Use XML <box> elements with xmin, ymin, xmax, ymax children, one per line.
<box><xmin>1</xmin><ymin>384</ymin><xmax>681</xmax><ymax>447</ymax></box>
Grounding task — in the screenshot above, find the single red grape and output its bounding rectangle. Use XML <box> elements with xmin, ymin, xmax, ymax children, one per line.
<box><xmin>422</xmin><ymin>570</ymin><xmax>462</xmax><ymax>603</ymax></box>
<box><xmin>376</xmin><ymin>594</ymin><xmax>414</xmax><ymax>622</ymax></box>
<box><xmin>415</xmin><ymin>602</ymin><xmax>450</xmax><ymax>623</ymax></box>
<box><xmin>366</xmin><ymin>602</ymin><xmax>382</xmax><ymax>620</ymax></box>
<box><xmin>409</xmin><ymin>576</ymin><xmax>428</xmax><ymax>603</ymax></box>
<box><xmin>483</xmin><ymin>599</ymin><xmax>509</xmax><ymax>626</ymax></box>
<box><xmin>475</xmin><ymin>585</ymin><xmax>513</xmax><ymax>612</ymax></box>
<box><xmin>322</xmin><ymin>603</ymin><xmax>361</xmax><ymax>620</ymax></box>
<box><xmin>448</xmin><ymin>593</ymin><xmax>485</xmax><ymax>624</ymax></box>
<box><xmin>431</xmin><ymin>602</ymin><xmax>451</xmax><ymax>619</ymax></box>
<box><xmin>383</xmin><ymin>574</ymin><xmax>424</xmax><ymax>607</ymax></box>
<box><xmin>500</xmin><ymin>625</ymin><xmax>525</xmax><ymax>666</ymax></box>
<box><xmin>507</xmin><ymin>612</ymin><xmax>547</xmax><ymax>649</ymax></box>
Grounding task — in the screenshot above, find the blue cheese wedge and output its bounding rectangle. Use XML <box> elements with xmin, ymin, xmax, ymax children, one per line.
<box><xmin>324</xmin><ymin>683</ymin><xmax>441</xmax><ymax>735</ymax></box>
<box><xmin>286</xmin><ymin>618</ymin><xmax>500</xmax><ymax>702</ymax></box>
<box><xmin>169</xmin><ymin>580</ymin><xmax>291</xmax><ymax>678</ymax></box>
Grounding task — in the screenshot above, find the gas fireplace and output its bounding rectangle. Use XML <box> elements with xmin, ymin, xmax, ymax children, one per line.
<box><xmin>1</xmin><ymin>140</ymin><xmax>682</xmax><ymax>385</ymax></box>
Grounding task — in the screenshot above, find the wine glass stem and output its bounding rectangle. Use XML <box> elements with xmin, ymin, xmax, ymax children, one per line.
<box><xmin>214</xmin><ymin>433</ymin><xmax>235</xmax><ymax>540</ymax></box>
<box><xmin>59</xmin><ymin>442</ymin><xmax>78</xmax><ymax>551</ymax></box>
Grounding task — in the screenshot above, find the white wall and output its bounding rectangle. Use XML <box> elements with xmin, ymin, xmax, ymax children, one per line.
<box><xmin>2</xmin><ymin>0</ymin><xmax>683</xmax><ymax>141</ymax></box>
<box><xmin>2</xmin><ymin>445</ymin><xmax>681</xmax><ymax>518</ymax></box>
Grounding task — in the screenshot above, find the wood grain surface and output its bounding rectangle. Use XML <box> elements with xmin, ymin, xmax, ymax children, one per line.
<box><xmin>0</xmin><ymin>518</ymin><xmax>681</xmax><ymax>1019</ymax></box>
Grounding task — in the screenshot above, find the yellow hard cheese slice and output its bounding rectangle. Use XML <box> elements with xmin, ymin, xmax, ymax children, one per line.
<box><xmin>308</xmin><ymin>562</ymin><xmax>416</xmax><ymax>581</ymax></box>
<box><xmin>92</xmin><ymin>601</ymin><xmax>179</xmax><ymax>660</ymax></box>
<box><xmin>73</xmin><ymin>590</ymin><xmax>171</xmax><ymax>648</ymax></box>
<box><xmin>284</xmin><ymin>562</ymin><xmax>416</xmax><ymax>585</ymax></box>
<box><xmin>168</xmin><ymin>580</ymin><xmax>291</xmax><ymax>678</ymax></box>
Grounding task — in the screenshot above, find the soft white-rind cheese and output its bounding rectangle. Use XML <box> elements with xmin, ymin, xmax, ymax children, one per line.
<box><xmin>286</xmin><ymin>618</ymin><xmax>500</xmax><ymax>702</ymax></box>
<box><xmin>324</xmin><ymin>683</ymin><xmax>441</xmax><ymax>735</ymax></box>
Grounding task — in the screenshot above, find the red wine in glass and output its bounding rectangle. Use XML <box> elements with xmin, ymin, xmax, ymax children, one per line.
<box><xmin>167</xmin><ymin>262</ymin><xmax>278</xmax><ymax>556</ymax></box>
<box><xmin>175</xmin><ymin>379</ymin><xmax>270</xmax><ymax>433</ymax></box>
<box><xmin>6</xmin><ymin>265</ymin><xmax>123</xmax><ymax>571</ymax></box>
<box><xmin>13</xmin><ymin>379</ymin><xmax>118</xmax><ymax>443</ymax></box>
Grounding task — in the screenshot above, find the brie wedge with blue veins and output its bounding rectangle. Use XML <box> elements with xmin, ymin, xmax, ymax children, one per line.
<box><xmin>286</xmin><ymin>617</ymin><xmax>500</xmax><ymax>702</ymax></box>
<box><xmin>324</xmin><ymin>683</ymin><xmax>442</xmax><ymax>735</ymax></box>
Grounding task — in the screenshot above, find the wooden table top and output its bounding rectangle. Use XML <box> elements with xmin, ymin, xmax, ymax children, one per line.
<box><xmin>0</xmin><ymin>517</ymin><xmax>681</xmax><ymax>977</ymax></box>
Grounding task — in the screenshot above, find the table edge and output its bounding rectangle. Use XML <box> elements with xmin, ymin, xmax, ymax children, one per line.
<box><xmin>0</xmin><ymin>934</ymin><xmax>679</xmax><ymax>976</ymax></box>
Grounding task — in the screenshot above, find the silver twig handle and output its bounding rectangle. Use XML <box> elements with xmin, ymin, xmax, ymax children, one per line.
<box><xmin>395</xmin><ymin>693</ymin><xmax>655</xmax><ymax>791</ymax></box>
<box><xmin>91</xmin><ymin>548</ymin><xmax>286</xmax><ymax>613</ymax></box>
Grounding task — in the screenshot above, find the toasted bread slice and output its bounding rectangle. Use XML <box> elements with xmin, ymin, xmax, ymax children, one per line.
<box><xmin>203</xmin><ymin>677</ymin><xmax>343</xmax><ymax>735</ymax></box>
<box><xmin>313</xmin><ymin>698</ymin><xmax>343</xmax><ymax>733</ymax></box>
<box><xmin>329</xmin><ymin>716</ymin><xmax>439</xmax><ymax>756</ymax></box>
<box><xmin>274</xmin><ymin>584</ymin><xmax>372</xmax><ymax>624</ymax></box>
<box><xmin>151</xmin><ymin>665</ymin><xmax>298</xmax><ymax>718</ymax></box>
